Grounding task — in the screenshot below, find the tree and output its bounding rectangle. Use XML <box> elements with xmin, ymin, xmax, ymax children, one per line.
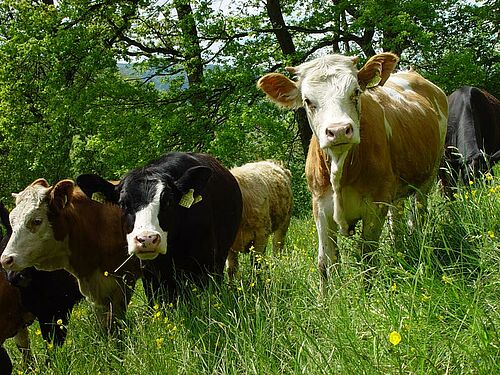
<box><xmin>0</xmin><ymin>0</ymin><xmax>497</xmax><ymax>215</ymax></box>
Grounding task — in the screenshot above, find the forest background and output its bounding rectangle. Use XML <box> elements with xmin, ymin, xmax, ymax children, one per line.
<box><xmin>0</xmin><ymin>0</ymin><xmax>498</xmax><ymax>214</ymax></box>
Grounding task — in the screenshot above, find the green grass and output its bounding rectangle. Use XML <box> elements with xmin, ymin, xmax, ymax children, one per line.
<box><xmin>5</xmin><ymin>177</ymin><xmax>500</xmax><ymax>374</ymax></box>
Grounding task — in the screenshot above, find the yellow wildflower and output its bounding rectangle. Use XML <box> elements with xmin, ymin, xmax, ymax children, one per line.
<box><xmin>487</xmin><ymin>230</ymin><xmax>495</xmax><ymax>239</ymax></box>
<box><xmin>155</xmin><ymin>337</ymin><xmax>164</xmax><ymax>348</ymax></box>
<box><xmin>389</xmin><ymin>331</ymin><xmax>401</xmax><ymax>346</ymax></box>
<box><xmin>442</xmin><ymin>274</ymin><xmax>452</xmax><ymax>284</ymax></box>
<box><xmin>104</xmin><ymin>271</ymin><xmax>109</xmax><ymax>277</ymax></box>
<box><xmin>56</xmin><ymin>319</ymin><xmax>63</xmax><ymax>325</ymax></box>
<box><xmin>35</xmin><ymin>329</ymin><xmax>41</xmax><ymax>336</ymax></box>
<box><xmin>390</xmin><ymin>282</ymin><xmax>397</xmax><ymax>292</ymax></box>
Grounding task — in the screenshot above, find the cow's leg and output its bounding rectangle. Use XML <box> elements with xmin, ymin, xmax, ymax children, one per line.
<box><xmin>13</xmin><ymin>327</ymin><xmax>33</xmax><ymax>365</ymax></box>
<box><xmin>272</xmin><ymin>215</ymin><xmax>291</xmax><ymax>255</ymax></box>
<box><xmin>226</xmin><ymin>249</ymin><xmax>239</xmax><ymax>282</ymax></box>
<box><xmin>360</xmin><ymin>204</ymin><xmax>388</xmax><ymax>282</ymax></box>
<box><xmin>0</xmin><ymin>346</ymin><xmax>13</xmax><ymax>375</ymax></box>
<box><xmin>388</xmin><ymin>199</ymin><xmax>405</xmax><ymax>250</ymax></box>
<box><xmin>408</xmin><ymin>182</ymin><xmax>432</xmax><ymax>234</ymax></box>
<box><xmin>39</xmin><ymin>316</ymin><xmax>68</xmax><ymax>346</ymax></box>
<box><xmin>314</xmin><ymin>193</ymin><xmax>338</xmax><ymax>294</ymax></box>
<box><xmin>250</xmin><ymin>233</ymin><xmax>269</xmax><ymax>278</ymax></box>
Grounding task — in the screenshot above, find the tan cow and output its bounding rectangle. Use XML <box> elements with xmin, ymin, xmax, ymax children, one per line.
<box><xmin>258</xmin><ymin>53</ymin><xmax>447</xmax><ymax>291</ymax></box>
<box><xmin>0</xmin><ymin>179</ymin><xmax>141</xmax><ymax>331</ymax></box>
<box><xmin>228</xmin><ymin>160</ymin><xmax>293</xmax><ymax>280</ymax></box>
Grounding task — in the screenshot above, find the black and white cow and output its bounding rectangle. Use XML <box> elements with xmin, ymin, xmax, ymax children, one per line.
<box><xmin>439</xmin><ymin>86</ymin><xmax>500</xmax><ymax>197</ymax></box>
<box><xmin>77</xmin><ymin>152</ymin><xmax>242</xmax><ymax>304</ymax></box>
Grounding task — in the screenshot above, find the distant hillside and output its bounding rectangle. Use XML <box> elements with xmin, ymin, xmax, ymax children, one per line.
<box><xmin>117</xmin><ymin>63</ymin><xmax>174</xmax><ymax>91</ymax></box>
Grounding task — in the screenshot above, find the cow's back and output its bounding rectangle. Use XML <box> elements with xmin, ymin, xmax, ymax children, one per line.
<box><xmin>351</xmin><ymin>71</ymin><xmax>447</xmax><ymax>198</ymax></box>
<box><xmin>231</xmin><ymin>161</ymin><xmax>292</xmax><ymax>249</ymax></box>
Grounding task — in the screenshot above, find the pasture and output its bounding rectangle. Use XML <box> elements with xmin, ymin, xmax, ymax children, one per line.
<box><xmin>4</xmin><ymin>177</ymin><xmax>500</xmax><ymax>374</ymax></box>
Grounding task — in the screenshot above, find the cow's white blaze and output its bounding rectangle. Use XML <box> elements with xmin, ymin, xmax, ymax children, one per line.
<box><xmin>1</xmin><ymin>185</ymin><xmax>69</xmax><ymax>271</ymax></box>
<box><xmin>126</xmin><ymin>181</ymin><xmax>168</xmax><ymax>259</ymax></box>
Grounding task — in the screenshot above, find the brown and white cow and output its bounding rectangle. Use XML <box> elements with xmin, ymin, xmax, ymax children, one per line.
<box><xmin>228</xmin><ymin>160</ymin><xmax>293</xmax><ymax>280</ymax></box>
<box><xmin>0</xmin><ymin>179</ymin><xmax>141</xmax><ymax>331</ymax></box>
<box><xmin>258</xmin><ymin>53</ymin><xmax>448</xmax><ymax>290</ymax></box>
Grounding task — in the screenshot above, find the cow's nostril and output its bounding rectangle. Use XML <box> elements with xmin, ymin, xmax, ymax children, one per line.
<box><xmin>135</xmin><ymin>233</ymin><xmax>160</xmax><ymax>248</ymax></box>
<box><xmin>345</xmin><ymin>125</ymin><xmax>353</xmax><ymax>136</ymax></box>
<box><xmin>2</xmin><ymin>256</ymin><xmax>14</xmax><ymax>267</ymax></box>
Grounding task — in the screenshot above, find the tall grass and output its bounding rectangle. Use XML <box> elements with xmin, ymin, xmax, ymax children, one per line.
<box><xmin>5</xmin><ymin>177</ymin><xmax>500</xmax><ymax>374</ymax></box>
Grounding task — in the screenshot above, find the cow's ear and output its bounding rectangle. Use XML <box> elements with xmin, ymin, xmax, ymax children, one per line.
<box><xmin>257</xmin><ymin>73</ymin><xmax>301</xmax><ymax>108</ymax></box>
<box><xmin>50</xmin><ymin>180</ymin><xmax>75</xmax><ymax>212</ymax></box>
<box><xmin>175</xmin><ymin>166</ymin><xmax>212</xmax><ymax>195</ymax></box>
<box><xmin>0</xmin><ymin>201</ymin><xmax>11</xmax><ymax>233</ymax></box>
<box><xmin>76</xmin><ymin>174</ymin><xmax>120</xmax><ymax>203</ymax></box>
<box><xmin>357</xmin><ymin>53</ymin><xmax>399</xmax><ymax>90</ymax></box>
<box><xmin>30</xmin><ymin>178</ymin><xmax>50</xmax><ymax>188</ymax></box>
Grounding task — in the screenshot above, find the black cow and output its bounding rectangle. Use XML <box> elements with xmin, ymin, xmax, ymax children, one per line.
<box><xmin>0</xmin><ymin>201</ymin><xmax>83</xmax><ymax>348</ymax></box>
<box><xmin>439</xmin><ymin>86</ymin><xmax>500</xmax><ymax>197</ymax></box>
<box><xmin>77</xmin><ymin>152</ymin><xmax>242</xmax><ymax>304</ymax></box>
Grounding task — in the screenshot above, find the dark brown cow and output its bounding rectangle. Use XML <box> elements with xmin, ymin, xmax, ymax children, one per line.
<box><xmin>0</xmin><ymin>269</ymin><xmax>33</xmax><ymax>375</ymax></box>
<box><xmin>0</xmin><ymin>180</ymin><xmax>141</xmax><ymax>331</ymax></box>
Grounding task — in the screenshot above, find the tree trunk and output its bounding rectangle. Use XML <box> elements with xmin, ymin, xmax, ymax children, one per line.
<box><xmin>174</xmin><ymin>0</ymin><xmax>203</xmax><ymax>86</ymax></box>
<box><xmin>265</xmin><ymin>0</ymin><xmax>311</xmax><ymax>157</ymax></box>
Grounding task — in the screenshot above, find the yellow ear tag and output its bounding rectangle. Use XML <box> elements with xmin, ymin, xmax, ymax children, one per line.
<box><xmin>193</xmin><ymin>194</ymin><xmax>202</xmax><ymax>204</ymax></box>
<box><xmin>92</xmin><ymin>192</ymin><xmax>106</xmax><ymax>203</ymax></box>
<box><xmin>179</xmin><ymin>189</ymin><xmax>195</xmax><ymax>208</ymax></box>
<box><xmin>366</xmin><ymin>72</ymin><xmax>381</xmax><ymax>88</ymax></box>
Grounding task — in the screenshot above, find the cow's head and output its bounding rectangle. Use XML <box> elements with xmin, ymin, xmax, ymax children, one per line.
<box><xmin>0</xmin><ymin>179</ymin><xmax>73</xmax><ymax>272</ymax></box>
<box><xmin>77</xmin><ymin>166</ymin><xmax>212</xmax><ymax>260</ymax></box>
<box><xmin>257</xmin><ymin>53</ymin><xmax>399</xmax><ymax>155</ymax></box>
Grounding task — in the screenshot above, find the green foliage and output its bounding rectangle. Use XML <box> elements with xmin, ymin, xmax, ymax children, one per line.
<box><xmin>0</xmin><ymin>0</ymin><xmax>498</xmax><ymax>214</ymax></box>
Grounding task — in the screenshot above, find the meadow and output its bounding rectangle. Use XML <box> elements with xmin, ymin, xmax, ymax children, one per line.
<box><xmin>4</xmin><ymin>177</ymin><xmax>500</xmax><ymax>375</ymax></box>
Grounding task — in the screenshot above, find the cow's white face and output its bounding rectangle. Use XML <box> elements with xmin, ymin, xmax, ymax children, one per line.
<box><xmin>298</xmin><ymin>57</ymin><xmax>362</xmax><ymax>153</ymax></box>
<box><xmin>258</xmin><ymin>55</ymin><xmax>363</xmax><ymax>156</ymax></box>
<box><xmin>1</xmin><ymin>183</ymin><xmax>68</xmax><ymax>272</ymax></box>
<box><xmin>124</xmin><ymin>181</ymin><xmax>168</xmax><ymax>260</ymax></box>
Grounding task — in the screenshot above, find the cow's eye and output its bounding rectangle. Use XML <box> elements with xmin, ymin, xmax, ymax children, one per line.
<box><xmin>352</xmin><ymin>88</ymin><xmax>361</xmax><ymax>102</ymax></box>
<box><xmin>304</xmin><ymin>98</ymin><xmax>316</xmax><ymax>111</ymax></box>
<box><xmin>31</xmin><ymin>218</ymin><xmax>42</xmax><ymax>226</ymax></box>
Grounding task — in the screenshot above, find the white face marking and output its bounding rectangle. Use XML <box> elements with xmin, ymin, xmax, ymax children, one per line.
<box><xmin>126</xmin><ymin>181</ymin><xmax>168</xmax><ymax>259</ymax></box>
<box><xmin>0</xmin><ymin>185</ymin><xmax>69</xmax><ymax>271</ymax></box>
<box><xmin>297</xmin><ymin>55</ymin><xmax>361</xmax><ymax>153</ymax></box>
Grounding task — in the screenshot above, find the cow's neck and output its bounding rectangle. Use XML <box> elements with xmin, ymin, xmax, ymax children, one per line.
<box><xmin>57</xmin><ymin>200</ymin><xmax>127</xmax><ymax>279</ymax></box>
<box><xmin>327</xmin><ymin>148</ymin><xmax>355</xmax><ymax>235</ymax></box>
